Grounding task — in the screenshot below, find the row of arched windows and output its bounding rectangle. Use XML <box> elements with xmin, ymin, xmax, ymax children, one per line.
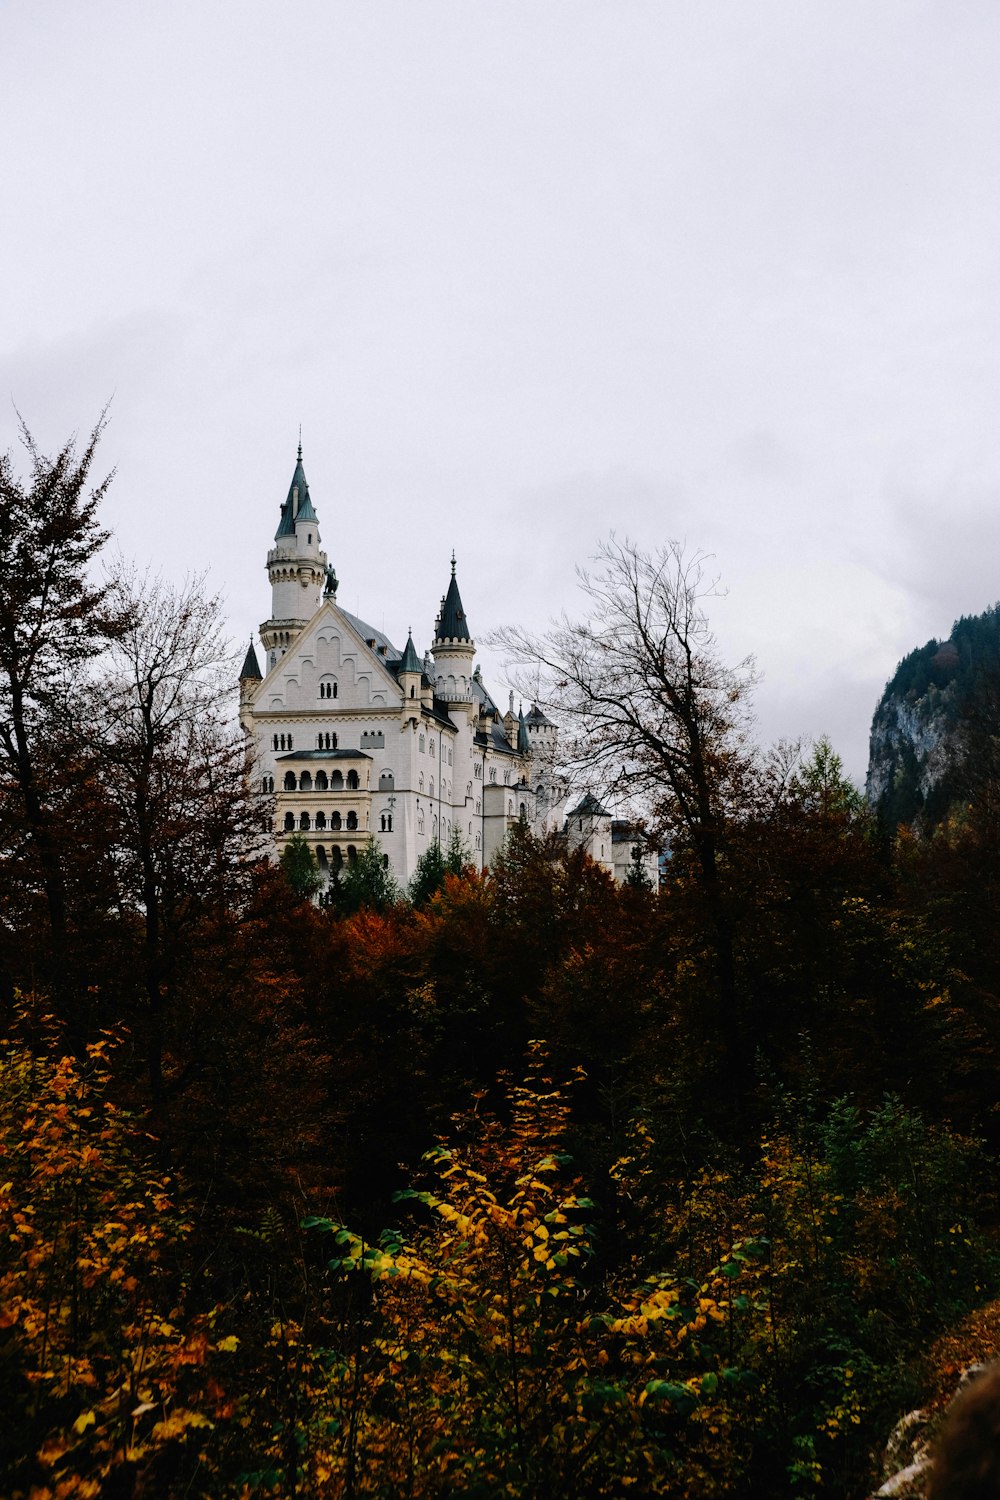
<box><xmin>316</xmin><ymin>845</ymin><xmax>355</xmax><ymax>868</ymax></box>
<box><xmin>284</xmin><ymin>810</ymin><xmax>359</xmax><ymax>832</ymax></box>
<box><xmin>283</xmin><ymin>769</ymin><xmax>359</xmax><ymax>791</ymax></box>
<box><xmin>317</xmin><ymin>732</ymin><xmax>338</xmax><ymax>749</ymax></box>
<box><xmin>273</xmin><ymin>733</ymin><xmax>294</xmax><ymax>751</ymax></box>
<box><xmin>319</xmin><ymin>680</ymin><xmax>337</xmax><ymax>699</ymax></box>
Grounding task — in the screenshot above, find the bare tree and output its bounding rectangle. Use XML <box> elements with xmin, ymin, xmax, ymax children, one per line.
<box><xmin>92</xmin><ymin>566</ymin><xmax>267</xmax><ymax>1107</ymax></box>
<box><xmin>495</xmin><ymin>536</ymin><xmax>758</xmax><ymax>1084</ymax></box>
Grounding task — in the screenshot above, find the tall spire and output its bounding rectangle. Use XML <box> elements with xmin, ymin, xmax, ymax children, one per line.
<box><xmin>240</xmin><ymin>638</ymin><xmax>262</xmax><ymax>680</ymax></box>
<box><xmin>276</xmin><ymin>439</ymin><xmax>314</xmax><ymax>537</ymax></box>
<box><xmin>434</xmin><ymin>554</ymin><xmax>471</xmax><ymax>642</ymax></box>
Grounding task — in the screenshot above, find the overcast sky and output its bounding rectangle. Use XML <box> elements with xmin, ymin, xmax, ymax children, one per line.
<box><xmin>4</xmin><ymin>0</ymin><xmax>1000</xmax><ymax>781</ymax></box>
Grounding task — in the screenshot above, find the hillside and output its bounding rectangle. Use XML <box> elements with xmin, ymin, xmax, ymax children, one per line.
<box><xmin>867</xmin><ymin>604</ymin><xmax>1000</xmax><ymax>828</ymax></box>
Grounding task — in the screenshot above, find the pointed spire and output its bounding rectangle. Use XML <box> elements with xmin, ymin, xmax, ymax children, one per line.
<box><xmin>276</xmin><ymin>439</ymin><xmax>316</xmax><ymax>536</ymax></box>
<box><xmin>240</xmin><ymin>638</ymin><xmax>262</xmax><ymax>681</ymax></box>
<box><xmin>434</xmin><ymin>554</ymin><xmax>472</xmax><ymax>642</ymax></box>
<box><xmin>399</xmin><ymin>627</ymin><xmax>421</xmax><ymax>674</ymax></box>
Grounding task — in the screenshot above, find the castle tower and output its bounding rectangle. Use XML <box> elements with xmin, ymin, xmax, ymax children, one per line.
<box><xmin>260</xmin><ymin>443</ymin><xmax>329</xmax><ymax>668</ymax></box>
<box><xmin>431</xmin><ymin>554</ymin><xmax>475</xmax><ymax>708</ymax></box>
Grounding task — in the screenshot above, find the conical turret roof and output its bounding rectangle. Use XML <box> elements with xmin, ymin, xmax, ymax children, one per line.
<box><xmin>240</xmin><ymin>639</ymin><xmax>262</xmax><ymax>680</ymax></box>
<box><xmin>275</xmin><ymin>442</ymin><xmax>315</xmax><ymax>537</ymax></box>
<box><xmin>434</xmin><ymin>554</ymin><xmax>472</xmax><ymax>642</ymax></box>
<box><xmin>399</xmin><ymin>628</ymin><xmax>421</xmax><ymax>674</ymax></box>
<box><xmin>517</xmin><ymin>705</ymin><xmax>530</xmax><ymax>754</ymax></box>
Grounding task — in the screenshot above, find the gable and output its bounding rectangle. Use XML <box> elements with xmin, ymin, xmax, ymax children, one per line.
<box><xmin>256</xmin><ymin>603</ymin><xmax>403</xmax><ymax>713</ymax></box>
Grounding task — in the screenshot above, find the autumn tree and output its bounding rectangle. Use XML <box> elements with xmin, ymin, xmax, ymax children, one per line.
<box><xmin>0</xmin><ymin>415</ymin><xmax>116</xmax><ymax>1003</ymax></box>
<box><xmin>496</xmin><ymin>537</ymin><xmax>757</xmax><ymax>1100</ymax></box>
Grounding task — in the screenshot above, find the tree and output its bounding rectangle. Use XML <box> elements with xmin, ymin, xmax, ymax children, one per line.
<box><xmin>0</xmin><ymin>415</ymin><xmax>115</xmax><ymax>982</ymax></box>
<box><xmin>496</xmin><ymin>537</ymin><xmax>757</xmax><ymax>1095</ymax></box>
<box><xmin>89</xmin><ymin>567</ymin><xmax>265</xmax><ymax>1107</ymax></box>
<box><xmin>333</xmin><ymin>839</ymin><xmax>401</xmax><ymax>914</ymax></box>
<box><xmin>280</xmin><ymin>832</ymin><xmax>322</xmax><ymax>900</ymax></box>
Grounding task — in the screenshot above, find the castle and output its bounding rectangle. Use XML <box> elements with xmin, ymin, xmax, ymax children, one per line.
<box><xmin>239</xmin><ymin>446</ymin><xmax>567</xmax><ymax>886</ymax></box>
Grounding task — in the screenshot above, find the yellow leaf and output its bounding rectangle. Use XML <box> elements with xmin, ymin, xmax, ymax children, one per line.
<box><xmin>73</xmin><ymin>1410</ymin><xmax>97</xmax><ymax>1435</ymax></box>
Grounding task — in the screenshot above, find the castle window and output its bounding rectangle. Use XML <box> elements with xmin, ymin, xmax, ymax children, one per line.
<box><xmin>261</xmin><ymin>776</ymin><xmax>268</xmax><ymax>794</ymax></box>
<box><xmin>489</xmin><ymin>768</ymin><xmax>497</xmax><ymax>783</ymax></box>
<box><xmin>429</xmin><ymin>739</ymin><xmax>435</xmax><ymax>755</ymax></box>
<box><xmin>284</xmin><ymin>771</ymin><xmax>296</xmax><ymax>791</ymax></box>
<box><xmin>316</xmin><ymin>811</ymin><xmax>327</xmax><ymax>829</ymax></box>
<box><xmin>379</xmin><ymin>771</ymin><xmax>394</xmax><ymax>791</ymax></box>
<box><xmin>467</xmin><ymin>782</ymin><xmax>472</xmax><ymax>798</ymax></box>
<box><xmin>332</xmin><ymin>811</ymin><xmax>342</xmax><ymax>830</ymax></box>
<box><xmin>382</xmin><ymin>854</ymin><xmax>390</xmax><ymax>869</ymax></box>
<box><xmin>316</xmin><ymin>845</ymin><xmax>327</xmax><ymax>866</ymax></box>
<box><xmin>300</xmin><ymin>812</ymin><xmax>311</xmax><ymax>830</ymax></box>
<box><xmin>347</xmin><ymin>845</ymin><xmax>357</xmax><ymax>864</ymax></box>
<box><xmin>319</xmin><ymin>679</ymin><xmax>338</xmax><ymax>700</ymax></box>
<box><xmin>410</xmin><ymin>685</ymin><xmax>415</xmax><ymax>698</ymax></box>
<box><xmin>347</xmin><ymin>770</ymin><xmax>359</xmax><ymax>791</ymax></box>
<box><xmin>474</xmin><ymin>763</ymin><xmax>482</xmax><ymax>779</ymax></box>
<box><xmin>332</xmin><ymin>845</ymin><xmax>343</xmax><ymax>867</ymax></box>
<box><xmin>448</xmin><ymin>749</ymin><xmax>453</xmax><ymax>766</ymax></box>
<box><xmin>504</xmin><ymin>771</ymin><xmax>511</xmax><ymax>785</ymax></box>
<box><xmin>419</xmin><ymin>734</ymin><xmax>425</xmax><ymax>753</ymax></box>
<box><xmin>429</xmin><ymin>777</ymin><xmax>435</xmax><ymax>798</ymax></box>
<box><xmin>475</xmin><ymin>832</ymin><xmax>481</xmax><ymax>850</ymax></box>
<box><xmin>316</xmin><ymin>771</ymin><xmax>328</xmax><ymax>791</ymax></box>
<box><xmin>346</xmin><ymin>811</ymin><xmax>358</xmax><ymax>831</ymax></box>
<box><xmin>519</xmin><ymin>802</ymin><xmax>526</xmax><ymax>819</ymax></box>
<box><xmin>299</xmin><ymin>772</ymin><xmax>313</xmax><ymax>791</ymax></box>
<box><xmin>273</xmin><ymin>735</ymin><xmax>279</xmax><ymax>751</ymax></box>
<box><xmin>308</xmin><ymin>532</ymin><xmax>312</xmax><ymax>544</ymax></box>
<box><xmin>284</xmin><ymin>811</ymin><xmax>295</xmax><ymax>831</ymax></box>
<box><xmin>475</xmin><ymin>800</ymin><xmax>480</xmax><ymax>814</ymax></box>
<box><xmin>386</xmin><ymin>813</ymin><xmax>392</xmax><ymax>832</ymax></box>
<box><xmin>507</xmin><ymin>800</ymin><xmax>513</xmax><ymax>816</ymax></box>
<box><xmin>418</xmin><ymin>811</ymin><xmax>425</xmax><ymax>835</ymax></box>
<box><xmin>419</xmin><ymin>773</ymin><xmax>424</xmax><ymax>792</ymax></box>
<box><xmin>380</xmin><ymin>814</ymin><xmax>386</xmax><ymax>831</ymax></box>
<box><xmin>331</xmin><ymin>771</ymin><xmax>344</xmax><ymax>790</ymax></box>
<box><xmin>288</xmin><ymin>735</ymin><xmax>293</xmax><ymax>749</ymax></box>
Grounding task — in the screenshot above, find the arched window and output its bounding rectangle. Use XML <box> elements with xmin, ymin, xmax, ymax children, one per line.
<box><xmin>467</xmin><ymin>782</ymin><xmax>472</xmax><ymax>798</ymax></box>
<box><xmin>419</xmin><ymin>734</ymin><xmax>425</xmax><ymax>753</ymax></box>
<box><xmin>347</xmin><ymin>845</ymin><xmax>357</xmax><ymax>864</ymax></box>
<box><xmin>331</xmin><ymin>771</ymin><xmax>344</xmax><ymax>790</ymax></box>
<box><xmin>379</xmin><ymin>770</ymin><xmax>394</xmax><ymax>791</ymax></box>
<box><xmin>489</xmin><ymin>768</ymin><xmax>497</xmax><ymax>783</ymax></box>
<box><xmin>283</xmin><ymin>811</ymin><xmax>295</xmax><ymax>831</ymax></box>
<box><xmin>316</xmin><ymin>770</ymin><xmax>328</xmax><ymax>790</ymax></box>
<box><xmin>504</xmin><ymin>771</ymin><xmax>511</xmax><ymax>785</ymax></box>
<box><xmin>287</xmin><ymin>735</ymin><xmax>293</xmax><ymax>750</ymax></box>
<box><xmin>429</xmin><ymin>776</ymin><xmax>435</xmax><ymax>798</ymax></box>
<box><xmin>382</xmin><ymin>854</ymin><xmax>390</xmax><ymax>869</ymax></box>
<box><xmin>346</xmin><ymin>811</ymin><xmax>358</xmax><ymax>831</ymax></box>
<box><xmin>279</xmin><ymin>734</ymin><xmax>286</xmax><ymax>750</ymax></box>
<box><xmin>419</xmin><ymin>773</ymin><xmax>424</xmax><ymax>792</ymax></box>
<box><xmin>409</xmin><ymin>685</ymin><xmax>415</xmax><ymax>698</ymax></box>
<box><xmin>273</xmin><ymin>734</ymin><xmax>279</xmax><ymax>751</ymax></box>
<box><xmin>475</xmin><ymin>799</ymin><xmax>481</xmax><ymax>814</ymax></box>
<box><xmin>507</xmin><ymin>801</ymin><xmax>513</xmax><ymax>816</ymax></box>
<box><xmin>319</xmin><ymin>678</ymin><xmax>338</xmax><ymax>700</ymax></box>
<box><xmin>261</xmin><ymin>776</ymin><xmax>268</xmax><ymax>793</ymax></box>
<box><xmin>474</xmin><ymin>763</ymin><xmax>482</xmax><ymax>779</ymax></box>
<box><xmin>347</xmin><ymin>770</ymin><xmax>359</xmax><ymax>790</ymax></box>
<box><xmin>332</xmin><ymin>811</ymin><xmax>342</xmax><ymax>830</ymax></box>
<box><xmin>316</xmin><ymin>845</ymin><xmax>327</xmax><ymax>867</ymax></box>
<box><xmin>519</xmin><ymin>802</ymin><xmax>526</xmax><ymax>819</ymax></box>
<box><xmin>429</xmin><ymin>739</ymin><xmax>435</xmax><ymax>755</ymax></box>
<box><xmin>387</xmin><ymin>813</ymin><xmax>392</xmax><ymax>832</ymax></box>
<box><xmin>283</xmin><ymin>771</ymin><xmax>296</xmax><ymax>791</ymax></box>
<box><xmin>432</xmin><ymin>816</ymin><xmax>438</xmax><ymax>839</ymax></box>
<box><xmin>448</xmin><ymin>748</ymin><xmax>453</xmax><ymax>766</ymax></box>
<box><xmin>299</xmin><ymin>772</ymin><xmax>312</xmax><ymax>791</ymax></box>
<box><xmin>332</xmin><ymin>845</ymin><xmax>343</xmax><ymax>868</ymax></box>
<box><xmin>300</xmin><ymin>811</ymin><xmax>311</xmax><ymax>830</ymax></box>
<box><xmin>418</xmin><ymin>811</ymin><xmax>425</xmax><ymax>834</ymax></box>
<box><xmin>475</xmin><ymin>832</ymin><xmax>481</xmax><ymax>849</ymax></box>
<box><xmin>315</xmin><ymin>811</ymin><xmax>327</xmax><ymax>829</ymax></box>
<box><xmin>380</xmin><ymin>814</ymin><xmax>386</xmax><ymax>831</ymax></box>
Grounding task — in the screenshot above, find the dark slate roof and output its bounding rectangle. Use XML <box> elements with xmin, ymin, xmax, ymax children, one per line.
<box><xmin>342</xmin><ymin>610</ymin><xmax>401</xmax><ymax>663</ymax></box>
<box><xmin>566</xmin><ymin>791</ymin><xmax>612</xmax><ymax>819</ymax></box>
<box><xmin>398</xmin><ymin>630</ymin><xmax>421</xmax><ymax>673</ymax></box>
<box><xmin>240</xmin><ymin>640</ymin><xmax>262</xmax><ymax>680</ymax></box>
<box><xmin>276</xmin><ymin>444</ymin><xmax>314</xmax><ymax>537</ymax></box>
<box><xmin>475</xmin><ymin>722</ymin><xmax>518</xmax><ymax>756</ymax></box>
<box><xmin>471</xmin><ymin>672</ymin><xmax>501</xmax><ymax>719</ymax></box>
<box><xmin>275</xmin><ymin>749</ymin><xmax>373</xmax><ymax>761</ymax></box>
<box><xmin>525</xmin><ymin>703</ymin><xmax>556</xmax><ymax>728</ymax></box>
<box><xmin>434</xmin><ymin>555</ymin><xmax>472</xmax><ymax>642</ymax></box>
<box><xmin>517</xmin><ymin>707</ymin><xmax>530</xmax><ymax>754</ymax></box>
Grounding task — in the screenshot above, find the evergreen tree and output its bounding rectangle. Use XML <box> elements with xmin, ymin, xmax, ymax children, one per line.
<box><xmin>279</xmin><ymin>833</ymin><xmax>321</xmax><ymax>900</ymax></box>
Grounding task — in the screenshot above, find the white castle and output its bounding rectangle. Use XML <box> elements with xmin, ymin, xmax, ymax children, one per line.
<box><xmin>239</xmin><ymin>446</ymin><xmax>568</xmax><ymax>886</ymax></box>
<box><xmin>240</xmin><ymin>447</ymin><xmax>658</xmax><ymax>888</ymax></box>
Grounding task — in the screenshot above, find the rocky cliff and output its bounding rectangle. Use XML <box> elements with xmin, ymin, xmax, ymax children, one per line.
<box><xmin>866</xmin><ymin>606</ymin><xmax>1000</xmax><ymax>829</ymax></box>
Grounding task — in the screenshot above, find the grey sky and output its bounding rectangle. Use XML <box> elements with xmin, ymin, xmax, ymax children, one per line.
<box><xmin>4</xmin><ymin>1</ymin><xmax>1000</xmax><ymax>780</ymax></box>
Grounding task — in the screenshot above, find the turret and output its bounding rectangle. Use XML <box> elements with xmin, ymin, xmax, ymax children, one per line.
<box><xmin>239</xmin><ymin>638</ymin><xmax>262</xmax><ymax>723</ymax></box>
<box><xmin>398</xmin><ymin>628</ymin><xmax>422</xmax><ymax>718</ymax></box>
<box><xmin>260</xmin><ymin>442</ymin><xmax>329</xmax><ymax>666</ymax></box>
<box><xmin>431</xmin><ymin>553</ymin><xmax>475</xmax><ymax>708</ymax></box>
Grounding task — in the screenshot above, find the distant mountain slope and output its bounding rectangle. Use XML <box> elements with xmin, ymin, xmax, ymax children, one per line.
<box><xmin>867</xmin><ymin>605</ymin><xmax>1000</xmax><ymax>829</ymax></box>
